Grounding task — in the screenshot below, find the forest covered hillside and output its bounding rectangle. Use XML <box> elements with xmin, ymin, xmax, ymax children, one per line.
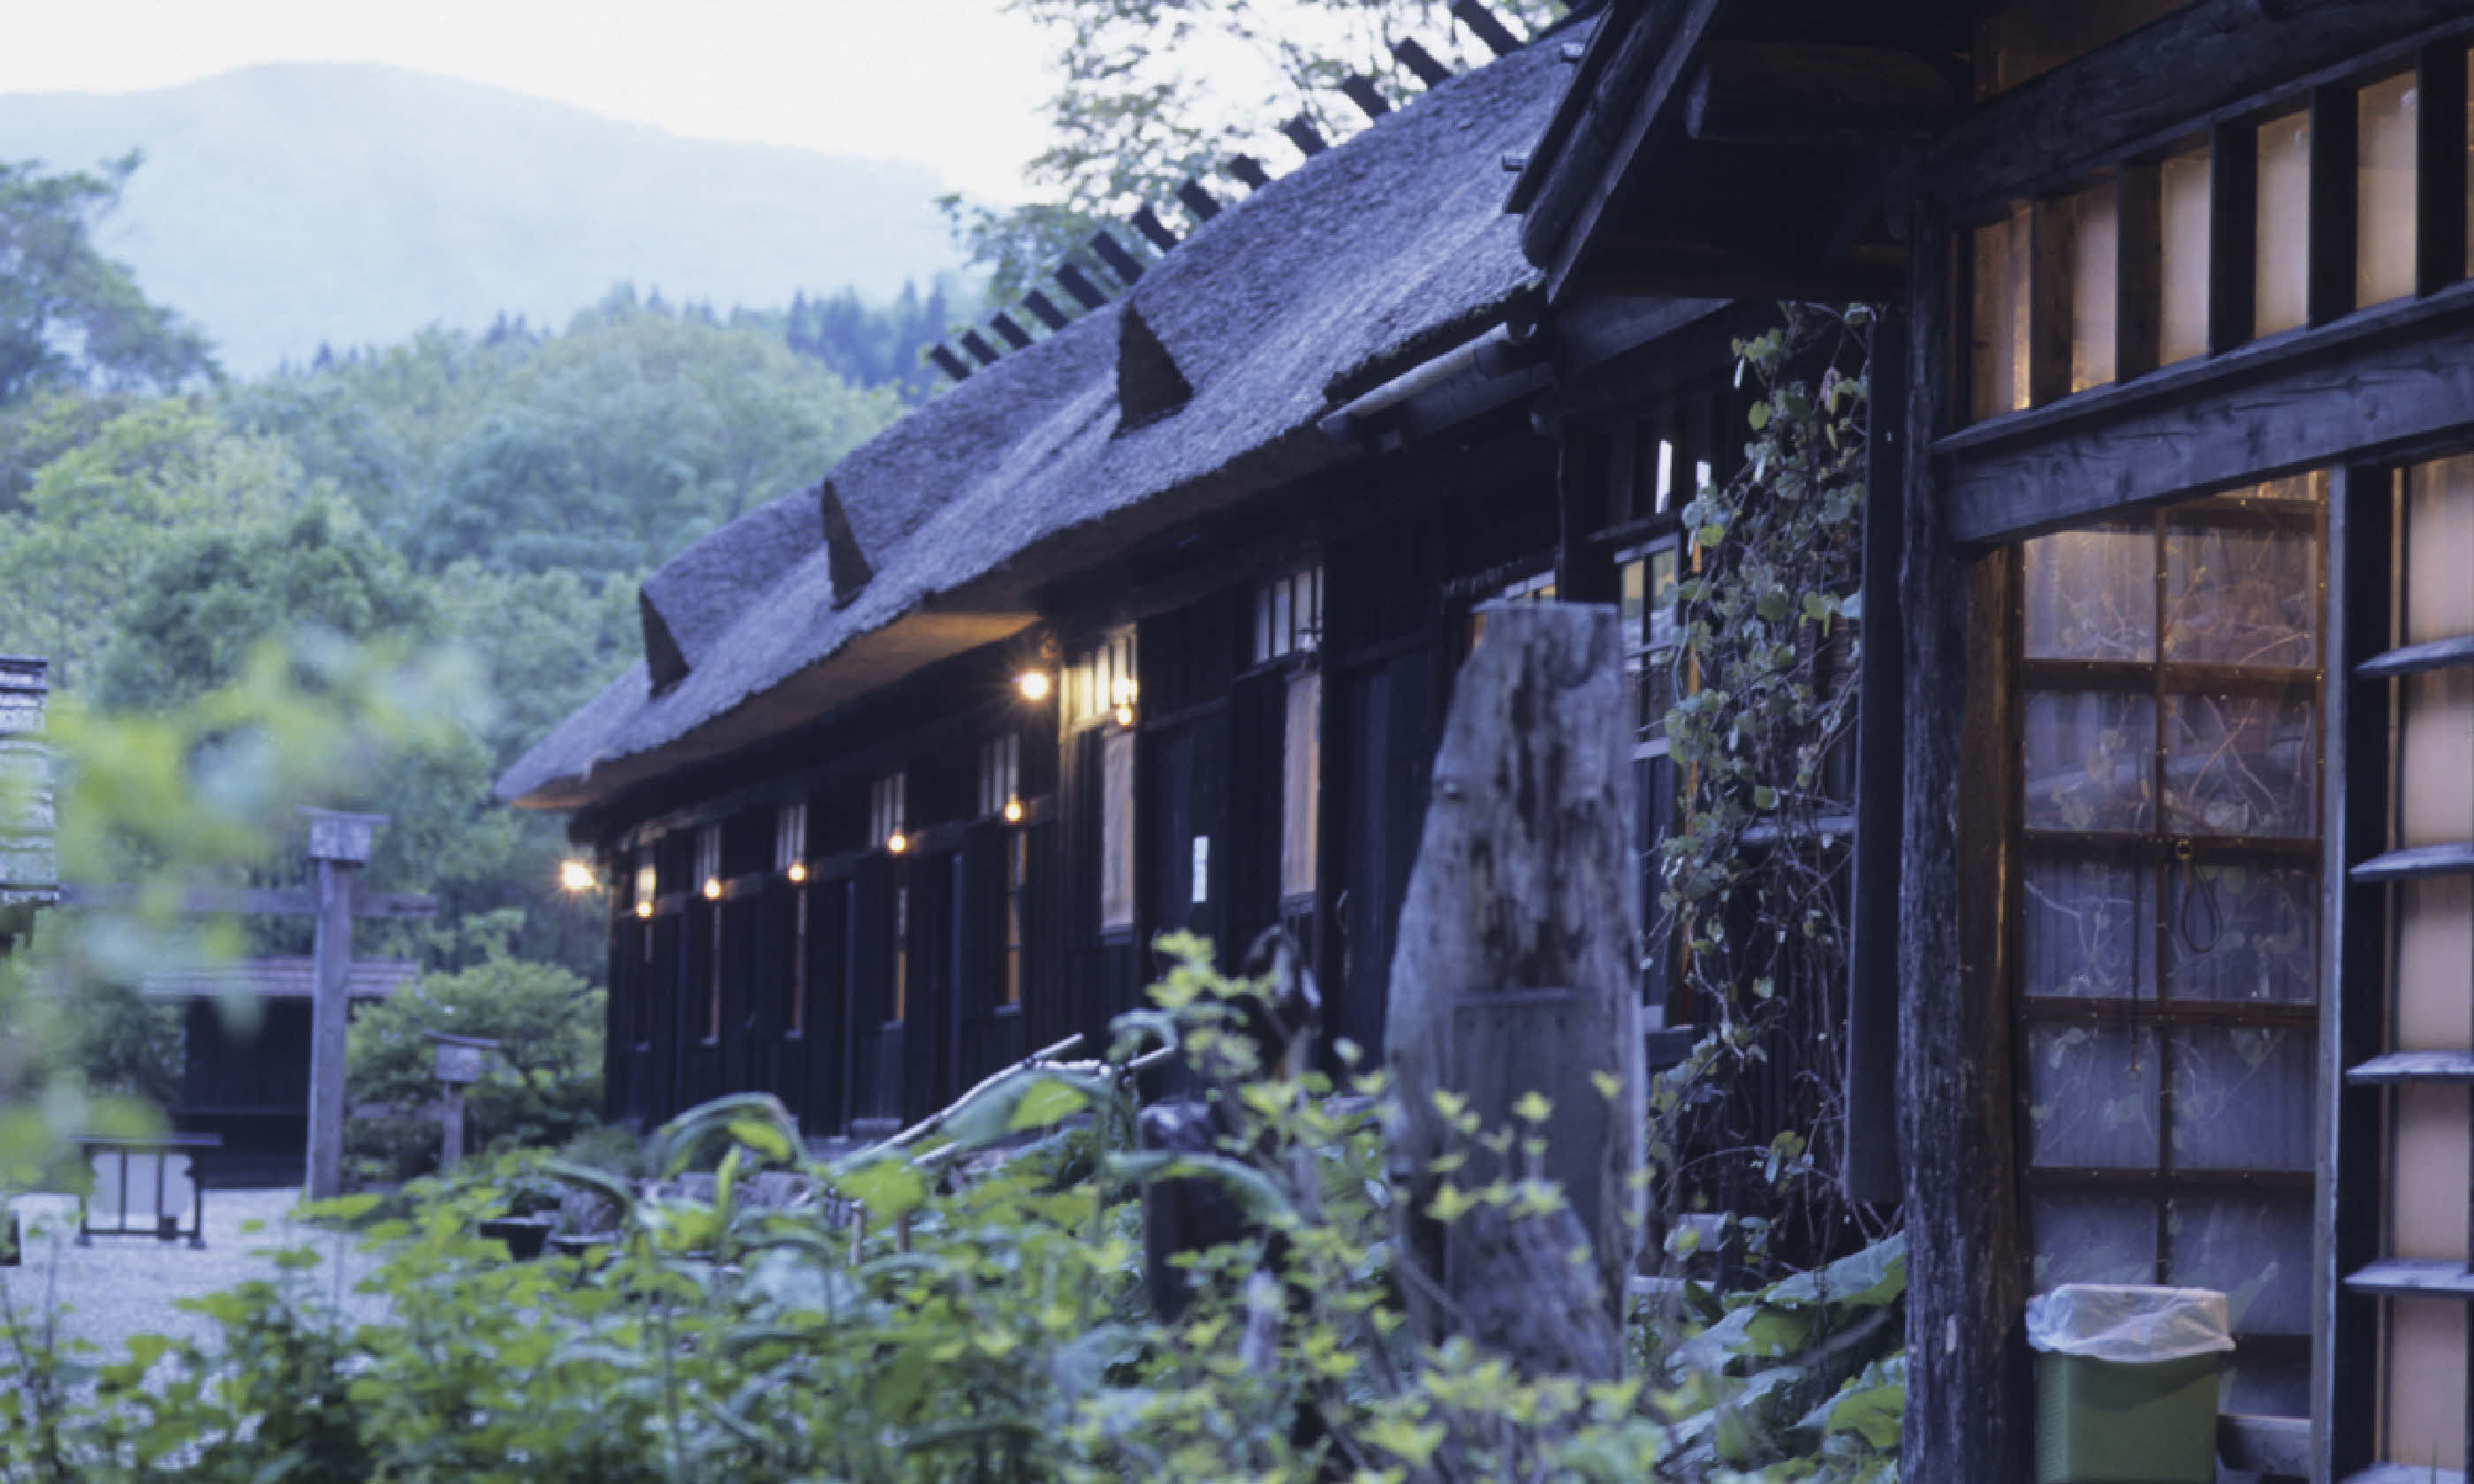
<box><xmin>0</xmin><ymin>63</ymin><xmax>964</xmax><ymax>373</ymax></box>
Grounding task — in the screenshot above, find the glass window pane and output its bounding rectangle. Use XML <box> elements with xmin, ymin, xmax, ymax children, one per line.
<box><xmin>2167</xmin><ymin>1026</ymin><xmax>2313</xmax><ymax>1170</ymax></box>
<box><xmin>2163</xmin><ymin>522</ymin><xmax>2318</xmax><ymax>668</ymax></box>
<box><xmin>1620</xmin><ymin>558</ymin><xmax>1644</xmax><ymax>635</ymax></box>
<box><xmin>2163</xmin><ymin>688</ymin><xmax>2316</xmax><ymax>837</ymax></box>
<box><xmin>2027</xmin><ymin>1024</ymin><xmax>2159</xmax><ymax>1168</ymax></box>
<box><xmin>2255</xmin><ymin>108</ymin><xmax>2311</xmax><ymax>336</ymax></box>
<box><xmin>2030</xmin><ymin>1192</ymin><xmax>2159</xmax><ymax>1291</ymax></box>
<box><xmin>2358</xmin><ymin>69</ymin><xmax>2418</xmax><ymax>308</ymax></box>
<box><xmin>2165</xmin><ymin>863</ymin><xmax>2318</xmax><ymax>1003</ymax></box>
<box><xmin>2024</xmin><ymin>526</ymin><xmax>2157</xmax><ymax>660</ymax></box>
<box><xmin>2161</xmin><ymin>137</ymin><xmax>2212</xmax><ymax>364</ymax></box>
<box><xmin>2070</xmin><ymin>173</ymin><xmax>2119</xmax><ymax>391</ymax></box>
<box><xmin>2022</xmin><ymin>854</ymin><xmax>2151</xmax><ymax>999</ymax></box>
<box><xmin>2023</xmin><ymin>690</ymin><xmax>2157</xmax><ymax>833</ymax></box>
<box><xmin>2168</xmin><ymin>1193</ymin><xmax>2312</xmax><ymax>1333</ymax></box>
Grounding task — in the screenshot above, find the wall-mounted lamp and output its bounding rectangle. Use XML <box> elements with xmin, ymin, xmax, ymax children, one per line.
<box><xmin>634</xmin><ymin>901</ymin><xmax>654</xmax><ymax>920</ymax></box>
<box><xmin>1113</xmin><ymin>704</ymin><xmax>1135</xmax><ymax>728</ymax></box>
<box><xmin>702</xmin><ymin>877</ymin><xmax>723</xmax><ymax>900</ymax></box>
<box><xmin>786</xmin><ymin>861</ymin><xmax>808</xmax><ymax>884</ymax></box>
<box><xmin>1014</xmin><ymin>670</ymin><xmax>1052</xmax><ymax>702</ymax></box>
<box><xmin>1002</xmin><ymin>797</ymin><xmax>1024</xmax><ymax>825</ymax></box>
<box><xmin>558</xmin><ymin>859</ymin><xmax>596</xmax><ymax>894</ymax></box>
<box><xmin>886</xmin><ymin>831</ymin><xmax>909</xmax><ymax>855</ymax></box>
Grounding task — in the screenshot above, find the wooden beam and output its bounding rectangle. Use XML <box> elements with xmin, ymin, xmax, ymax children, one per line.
<box><xmin>1522</xmin><ymin>0</ymin><xmax>1726</xmax><ymax>299</ymax></box>
<box><xmin>1683</xmin><ymin>42</ymin><xmax>1958</xmax><ymax>146</ymax></box>
<box><xmin>1898</xmin><ymin>197</ymin><xmax>2030</xmax><ymax>1484</ymax></box>
<box><xmin>1939</xmin><ymin>282</ymin><xmax>2474</xmax><ymax>544</ymax></box>
<box><xmin>2417</xmin><ymin>40</ymin><xmax>2469</xmax><ymax>296</ymax></box>
<box><xmin>56</xmin><ymin>882</ymin><xmax>436</xmax><ymax>919</ymax></box>
<box><xmin>2209</xmin><ymin>117</ymin><xmax>2258</xmax><ymax>355</ymax></box>
<box><xmin>1927</xmin><ymin>0</ymin><xmax>2473</xmax><ymax>215</ymax></box>
<box><xmin>2308</xmin><ymin>81</ymin><xmax>2360</xmax><ymax>327</ymax></box>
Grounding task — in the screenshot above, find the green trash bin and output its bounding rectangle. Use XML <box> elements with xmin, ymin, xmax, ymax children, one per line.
<box><xmin>2027</xmin><ymin>1283</ymin><xmax>2232</xmax><ymax>1484</ymax></box>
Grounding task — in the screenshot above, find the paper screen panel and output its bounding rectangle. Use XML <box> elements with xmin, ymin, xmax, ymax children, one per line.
<box><xmin>2405</xmin><ymin>456</ymin><xmax>2474</xmax><ymax>641</ymax></box>
<box><xmin>2397</xmin><ymin>670</ymin><xmax>2474</xmax><ymax>849</ymax></box>
<box><xmin>2357</xmin><ymin>70</ymin><xmax>2418</xmax><ymax>309</ymax></box>
<box><xmin>2394</xmin><ymin>877</ymin><xmax>2473</xmax><ymax>1051</ymax></box>
<box><xmin>2389</xmin><ymin>1083</ymin><xmax>2470</xmax><ymax>1261</ymax></box>
<box><xmin>2160</xmin><ymin>138</ymin><xmax>2212</xmax><ymax>364</ymax></box>
<box><xmin>2070</xmin><ymin>175</ymin><xmax>2119</xmax><ymax>391</ymax></box>
<box><xmin>2254</xmin><ymin>108</ymin><xmax>2311</xmax><ymax>336</ymax></box>
<box><xmin>2385</xmin><ymin>1298</ymin><xmax>2469</xmax><ymax>1471</ymax></box>
<box><xmin>1972</xmin><ymin>204</ymin><xmax>2033</xmax><ymax>420</ymax></box>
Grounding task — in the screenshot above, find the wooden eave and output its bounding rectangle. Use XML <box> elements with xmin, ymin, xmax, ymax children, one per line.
<box><xmin>1514</xmin><ymin>0</ymin><xmax>1967</xmax><ymax>302</ymax></box>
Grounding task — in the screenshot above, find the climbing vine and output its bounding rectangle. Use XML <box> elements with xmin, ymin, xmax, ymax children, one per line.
<box><xmin>1651</xmin><ymin>304</ymin><xmax>1886</xmax><ymax>1272</ymax></box>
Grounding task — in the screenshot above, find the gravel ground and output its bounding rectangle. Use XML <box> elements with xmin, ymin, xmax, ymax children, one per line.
<box><xmin>1</xmin><ymin>1187</ymin><xmax>387</xmax><ymax>1361</ymax></box>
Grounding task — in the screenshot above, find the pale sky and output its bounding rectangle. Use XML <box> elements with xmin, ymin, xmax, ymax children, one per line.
<box><xmin>0</xmin><ymin>0</ymin><xmax>1063</xmax><ymax>204</ymax></box>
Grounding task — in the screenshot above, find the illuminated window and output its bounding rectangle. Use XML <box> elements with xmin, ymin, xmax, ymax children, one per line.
<box><xmin>696</xmin><ymin>825</ymin><xmax>722</xmax><ymax>1042</ymax></box>
<box><xmin>2356</xmin><ymin>68</ymin><xmax>2417</xmax><ymax>309</ymax></box>
<box><xmin>1620</xmin><ymin>538</ymin><xmax>1685</xmax><ymax>1019</ymax></box>
<box><xmin>634</xmin><ymin>853</ymin><xmax>657</xmax><ymax>914</ymax></box>
<box><xmin>1253</xmin><ymin>566</ymin><xmax>1323</xmax><ymax>662</ymax></box>
<box><xmin>977</xmin><ymin>733</ymin><xmax>1021</xmax><ymax>819</ymax></box>
<box><xmin>2255</xmin><ymin>106</ymin><xmax>2311</xmax><ymax>336</ymax></box>
<box><xmin>1066</xmin><ymin>630</ymin><xmax>1138</xmax><ymax>731</ymax></box>
<box><xmin>1100</xmin><ymin>729</ymin><xmax>1135</xmax><ymax>932</ymax></box>
<box><xmin>2068</xmin><ymin>171</ymin><xmax>2120</xmax><ymax>392</ymax></box>
<box><xmin>1971</xmin><ymin>201</ymin><xmax>2032</xmax><ymax>420</ymax></box>
<box><xmin>774</xmin><ymin>801</ymin><xmax>807</xmax><ymax>873</ymax></box>
<box><xmin>1004</xmin><ymin>831</ymin><xmax>1028</xmax><ymax>1007</ymax></box>
<box><xmin>1280</xmin><ymin>670</ymin><xmax>1321</xmax><ymax>901</ymax></box>
<box><xmin>2159</xmin><ymin>134</ymin><xmax>2212</xmax><ymax>365</ymax></box>
<box><xmin>869</xmin><ymin>774</ymin><xmax>907</xmax><ymax>850</ymax></box>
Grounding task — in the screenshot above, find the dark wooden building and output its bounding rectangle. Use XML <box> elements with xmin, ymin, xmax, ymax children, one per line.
<box><xmin>505</xmin><ymin>0</ymin><xmax>2474</xmax><ymax>1476</ymax></box>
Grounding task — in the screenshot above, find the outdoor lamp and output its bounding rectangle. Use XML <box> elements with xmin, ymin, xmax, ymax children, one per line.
<box><xmin>786</xmin><ymin>861</ymin><xmax>808</xmax><ymax>883</ymax></box>
<box><xmin>558</xmin><ymin>859</ymin><xmax>596</xmax><ymax>894</ymax></box>
<box><xmin>886</xmin><ymin>831</ymin><xmax>909</xmax><ymax>855</ymax></box>
<box><xmin>1002</xmin><ymin>797</ymin><xmax>1024</xmax><ymax>824</ymax></box>
<box><xmin>702</xmin><ymin>877</ymin><xmax>722</xmax><ymax>900</ymax></box>
<box><xmin>1014</xmin><ymin>670</ymin><xmax>1051</xmax><ymax>702</ymax></box>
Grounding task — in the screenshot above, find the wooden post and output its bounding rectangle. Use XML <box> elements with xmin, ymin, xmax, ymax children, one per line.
<box><xmin>439</xmin><ymin>1084</ymin><xmax>465</xmax><ymax>1168</ymax></box>
<box><xmin>1383</xmin><ymin>602</ymin><xmax>1643</xmax><ymax>1381</ymax></box>
<box><xmin>302</xmin><ymin>809</ymin><xmax>384</xmax><ymax>1201</ymax></box>
<box><xmin>1899</xmin><ymin>200</ymin><xmax>2030</xmax><ymax>1484</ymax></box>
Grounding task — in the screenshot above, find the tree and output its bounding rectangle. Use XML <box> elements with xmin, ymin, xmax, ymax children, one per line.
<box><xmin>0</xmin><ymin>397</ymin><xmax>307</xmax><ymax>689</ymax></box>
<box><xmin>0</xmin><ymin>154</ymin><xmax>216</xmax><ymax>407</ymax></box>
<box><xmin>945</xmin><ymin>0</ymin><xmax>1567</xmax><ymax>301</ymax></box>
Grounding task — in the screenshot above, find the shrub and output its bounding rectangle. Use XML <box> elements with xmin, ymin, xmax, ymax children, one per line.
<box><xmin>345</xmin><ymin>950</ymin><xmax>603</xmax><ymax>1182</ymax></box>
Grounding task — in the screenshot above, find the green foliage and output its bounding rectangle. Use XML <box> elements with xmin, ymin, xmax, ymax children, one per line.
<box><xmin>0</xmin><ymin>154</ymin><xmax>216</xmax><ymax>409</ymax></box>
<box><xmin>1651</xmin><ymin>304</ymin><xmax>1882</xmax><ymax>1267</ymax></box>
<box><xmin>950</xmin><ymin>0</ymin><xmax>1569</xmax><ymax>300</ymax></box>
<box><xmin>346</xmin><ymin>952</ymin><xmax>605</xmax><ymax>1183</ymax></box>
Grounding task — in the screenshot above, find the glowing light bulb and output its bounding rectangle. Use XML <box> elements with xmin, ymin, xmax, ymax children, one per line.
<box><xmin>786</xmin><ymin>861</ymin><xmax>808</xmax><ymax>883</ymax></box>
<box><xmin>886</xmin><ymin>831</ymin><xmax>908</xmax><ymax>855</ymax></box>
<box><xmin>558</xmin><ymin>859</ymin><xmax>596</xmax><ymax>894</ymax></box>
<box><xmin>1014</xmin><ymin>670</ymin><xmax>1051</xmax><ymax>702</ymax></box>
<box><xmin>1002</xmin><ymin>797</ymin><xmax>1024</xmax><ymax>824</ymax></box>
<box><xmin>1113</xmin><ymin>704</ymin><xmax>1135</xmax><ymax>728</ymax></box>
<box><xmin>702</xmin><ymin>878</ymin><xmax>722</xmax><ymax>900</ymax></box>
<box><xmin>634</xmin><ymin>901</ymin><xmax>653</xmax><ymax>920</ymax></box>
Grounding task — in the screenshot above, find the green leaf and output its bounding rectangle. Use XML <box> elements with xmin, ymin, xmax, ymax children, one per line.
<box><xmin>1007</xmin><ymin>1076</ymin><xmax>1090</xmax><ymax>1132</ymax></box>
<box><xmin>1747</xmin><ymin>400</ymin><xmax>1772</xmax><ymax>431</ymax></box>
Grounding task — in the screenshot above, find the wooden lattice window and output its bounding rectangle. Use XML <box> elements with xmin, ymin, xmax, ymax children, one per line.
<box><xmin>2014</xmin><ymin>472</ymin><xmax>2326</xmax><ymax>1418</ymax></box>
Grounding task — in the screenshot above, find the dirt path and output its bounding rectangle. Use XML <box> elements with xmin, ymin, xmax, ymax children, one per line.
<box><xmin>1</xmin><ymin>1188</ymin><xmax>386</xmax><ymax>1362</ymax></box>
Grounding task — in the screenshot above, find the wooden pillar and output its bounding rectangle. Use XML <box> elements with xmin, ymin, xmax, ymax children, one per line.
<box><xmin>439</xmin><ymin>1083</ymin><xmax>466</xmax><ymax>1169</ymax></box>
<box><xmin>1899</xmin><ymin>200</ymin><xmax>2029</xmax><ymax>1483</ymax></box>
<box><xmin>304</xmin><ymin>855</ymin><xmax>355</xmax><ymax>1200</ymax></box>
<box><xmin>301</xmin><ymin>809</ymin><xmax>383</xmax><ymax>1201</ymax></box>
<box><xmin>1384</xmin><ymin>602</ymin><xmax>1643</xmax><ymax>1381</ymax></box>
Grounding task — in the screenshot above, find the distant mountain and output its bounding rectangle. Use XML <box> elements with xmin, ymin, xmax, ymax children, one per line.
<box><xmin>0</xmin><ymin>63</ymin><xmax>965</xmax><ymax>374</ymax></box>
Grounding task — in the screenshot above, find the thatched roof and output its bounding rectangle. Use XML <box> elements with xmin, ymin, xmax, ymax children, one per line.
<box><xmin>498</xmin><ymin>26</ymin><xmax>1579</xmax><ymax>813</ymax></box>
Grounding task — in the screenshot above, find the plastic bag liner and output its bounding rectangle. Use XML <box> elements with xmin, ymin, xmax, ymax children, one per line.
<box><xmin>2025</xmin><ymin>1284</ymin><xmax>2235</xmax><ymax>1364</ymax></box>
